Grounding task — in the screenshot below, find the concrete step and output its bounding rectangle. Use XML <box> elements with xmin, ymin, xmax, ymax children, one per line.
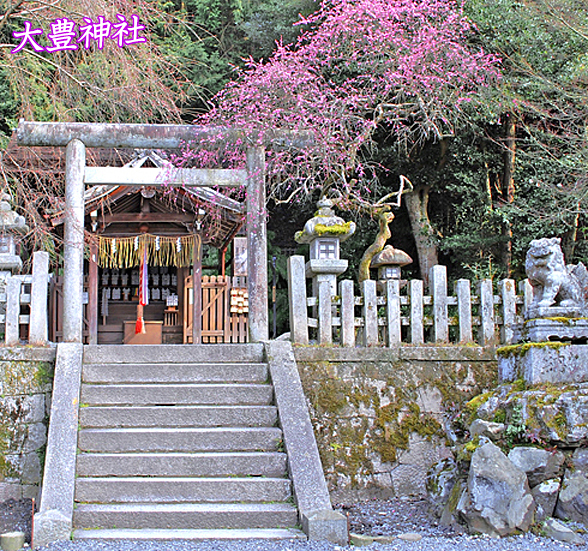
<box><xmin>83</xmin><ymin>344</ymin><xmax>265</xmax><ymax>365</ymax></box>
<box><xmin>72</xmin><ymin>528</ymin><xmax>306</xmax><ymax>541</ymax></box>
<box><xmin>77</xmin><ymin>427</ymin><xmax>283</xmax><ymax>453</ymax></box>
<box><xmin>73</xmin><ymin>502</ymin><xmax>299</xmax><ymax>530</ymax></box>
<box><xmin>79</xmin><ymin>405</ymin><xmax>278</xmax><ymax>428</ymax></box>
<box><xmin>82</xmin><ymin>363</ymin><xmax>268</xmax><ymax>384</ymax></box>
<box><xmin>80</xmin><ymin>383</ymin><xmax>273</xmax><ymax>406</ymax></box>
<box><xmin>75</xmin><ymin>477</ymin><xmax>292</xmax><ymax>504</ymax></box>
<box><xmin>76</xmin><ymin>452</ymin><xmax>288</xmax><ymax>478</ymax></box>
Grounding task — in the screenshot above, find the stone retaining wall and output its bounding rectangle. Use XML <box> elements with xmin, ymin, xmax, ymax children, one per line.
<box><xmin>293</xmin><ymin>346</ymin><xmax>497</xmax><ymax>503</ymax></box>
<box><xmin>0</xmin><ymin>347</ymin><xmax>55</xmax><ymax>501</ymax></box>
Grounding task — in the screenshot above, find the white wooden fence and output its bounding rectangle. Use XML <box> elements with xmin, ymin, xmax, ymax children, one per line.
<box><xmin>287</xmin><ymin>255</ymin><xmax>533</xmax><ymax>347</ymax></box>
<box><xmin>0</xmin><ymin>251</ymin><xmax>50</xmax><ymax>345</ymax></box>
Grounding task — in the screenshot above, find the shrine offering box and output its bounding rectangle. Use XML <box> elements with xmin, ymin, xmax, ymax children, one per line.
<box><xmin>123</xmin><ymin>321</ymin><xmax>163</xmax><ymax>344</ymax></box>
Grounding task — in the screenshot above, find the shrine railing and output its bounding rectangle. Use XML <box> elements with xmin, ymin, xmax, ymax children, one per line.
<box><xmin>0</xmin><ymin>251</ymin><xmax>50</xmax><ymax>346</ymax></box>
<box><xmin>287</xmin><ymin>255</ymin><xmax>533</xmax><ymax>347</ymax></box>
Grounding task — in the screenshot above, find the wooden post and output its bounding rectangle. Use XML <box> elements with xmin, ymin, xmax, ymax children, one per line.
<box><xmin>409</xmin><ymin>279</ymin><xmax>424</xmax><ymax>344</ymax></box>
<box><xmin>29</xmin><ymin>251</ymin><xmax>50</xmax><ymax>345</ymax></box>
<box><xmin>5</xmin><ymin>277</ymin><xmax>21</xmax><ymax>345</ymax></box>
<box><xmin>385</xmin><ymin>279</ymin><xmax>401</xmax><ymax>346</ymax></box>
<box><xmin>192</xmin><ymin>233</ymin><xmax>202</xmax><ymax>344</ymax></box>
<box><xmin>362</xmin><ymin>280</ymin><xmax>378</xmax><ymax>346</ymax></box>
<box><xmin>62</xmin><ymin>139</ymin><xmax>86</xmax><ymax>343</ymax></box>
<box><xmin>287</xmin><ymin>255</ymin><xmax>308</xmax><ymax>345</ymax></box>
<box><xmin>500</xmin><ymin>278</ymin><xmax>517</xmax><ymax>344</ymax></box>
<box><xmin>455</xmin><ymin>279</ymin><xmax>473</xmax><ymax>343</ymax></box>
<box><xmin>340</xmin><ymin>279</ymin><xmax>355</xmax><ymax>347</ymax></box>
<box><xmin>87</xmin><ymin>243</ymin><xmax>98</xmax><ymax>345</ymax></box>
<box><xmin>430</xmin><ymin>265</ymin><xmax>449</xmax><ymax>343</ymax></box>
<box><xmin>318</xmin><ymin>279</ymin><xmax>332</xmax><ymax>345</ymax></box>
<box><xmin>246</xmin><ymin>146</ymin><xmax>269</xmax><ymax>342</ymax></box>
<box><xmin>477</xmin><ymin>279</ymin><xmax>495</xmax><ymax>345</ymax></box>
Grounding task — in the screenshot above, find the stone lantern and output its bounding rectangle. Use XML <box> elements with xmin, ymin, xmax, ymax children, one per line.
<box><xmin>371</xmin><ymin>245</ymin><xmax>412</xmax><ymax>289</ymax></box>
<box><xmin>295</xmin><ymin>197</ymin><xmax>356</xmax><ymax>297</ymax></box>
<box><xmin>0</xmin><ymin>192</ymin><xmax>29</xmax><ymax>275</ymax></box>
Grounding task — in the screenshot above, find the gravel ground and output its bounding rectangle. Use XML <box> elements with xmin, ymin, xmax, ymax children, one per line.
<box><xmin>1</xmin><ymin>497</ymin><xmax>586</xmax><ymax>550</ymax></box>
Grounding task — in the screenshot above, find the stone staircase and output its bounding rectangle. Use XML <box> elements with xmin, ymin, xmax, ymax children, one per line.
<box><xmin>71</xmin><ymin>344</ymin><xmax>305</xmax><ymax>540</ymax></box>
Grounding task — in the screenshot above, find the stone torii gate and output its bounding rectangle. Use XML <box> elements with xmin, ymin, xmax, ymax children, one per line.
<box><xmin>17</xmin><ymin>121</ymin><xmax>306</xmax><ymax>343</ymax></box>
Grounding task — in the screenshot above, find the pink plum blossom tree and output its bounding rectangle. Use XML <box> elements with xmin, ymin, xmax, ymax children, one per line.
<box><xmin>194</xmin><ymin>0</ymin><xmax>501</xmax><ymax>205</ymax></box>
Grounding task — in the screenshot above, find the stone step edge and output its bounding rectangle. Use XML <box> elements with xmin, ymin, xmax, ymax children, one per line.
<box><xmin>74</xmin><ymin>502</ymin><xmax>297</xmax><ymax>512</ymax></box>
<box><xmin>74</xmin><ymin>476</ymin><xmax>290</xmax><ymax>483</ymax></box>
<box><xmin>72</xmin><ymin>528</ymin><xmax>307</xmax><ymax>541</ymax></box>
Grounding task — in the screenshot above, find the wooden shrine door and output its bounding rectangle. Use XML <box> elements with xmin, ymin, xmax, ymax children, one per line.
<box><xmin>183</xmin><ymin>275</ymin><xmax>248</xmax><ymax>344</ymax></box>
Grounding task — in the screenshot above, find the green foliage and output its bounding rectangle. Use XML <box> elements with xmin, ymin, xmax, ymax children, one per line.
<box><xmin>240</xmin><ymin>0</ymin><xmax>317</xmax><ymax>57</ymax></box>
<box><xmin>267</xmin><ymin>229</ymin><xmax>292</xmax><ymax>337</ymax></box>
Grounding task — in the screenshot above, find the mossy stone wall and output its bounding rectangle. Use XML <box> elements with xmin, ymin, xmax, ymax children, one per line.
<box><xmin>0</xmin><ymin>347</ymin><xmax>55</xmax><ymax>501</ymax></box>
<box><xmin>294</xmin><ymin>346</ymin><xmax>497</xmax><ymax>503</ymax></box>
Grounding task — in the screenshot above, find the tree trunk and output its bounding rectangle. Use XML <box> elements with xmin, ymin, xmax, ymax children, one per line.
<box><xmin>501</xmin><ymin>114</ymin><xmax>516</xmax><ymax>277</ymax></box>
<box><xmin>563</xmin><ymin>203</ymin><xmax>581</xmax><ymax>262</ymax></box>
<box><xmin>404</xmin><ymin>184</ymin><xmax>439</xmax><ymax>287</ymax></box>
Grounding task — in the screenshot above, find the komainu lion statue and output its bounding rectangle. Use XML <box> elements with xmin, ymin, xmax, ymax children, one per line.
<box><xmin>525</xmin><ymin>237</ymin><xmax>588</xmax><ymax>311</ymax></box>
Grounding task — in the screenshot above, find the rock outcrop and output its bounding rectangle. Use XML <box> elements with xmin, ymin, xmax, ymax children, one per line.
<box><xmin>456</xmin><ymin>443</ymin><xmax>535</xmax><ymax>537</ymax></box>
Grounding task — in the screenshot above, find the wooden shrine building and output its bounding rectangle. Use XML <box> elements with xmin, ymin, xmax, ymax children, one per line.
<box><xmin>13</xmin><ymin>121</ymin><xmax>300</xmax><ymax>345</ymax></box>
<box><xmin>49</xmin><ymin>150</ymin><xmax>250</xmax><ymax>344</ymax></box>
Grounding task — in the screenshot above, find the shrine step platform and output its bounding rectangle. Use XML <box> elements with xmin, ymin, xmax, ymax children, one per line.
<box><xmin>34</xmin><ymin>343</ymin><xmax>346</xmax><ymax>545</ymax></box>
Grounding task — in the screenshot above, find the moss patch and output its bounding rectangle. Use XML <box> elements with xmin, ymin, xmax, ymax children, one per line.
<box><xmin>496</xmin><ymin>341</ymin><xmax>571</xmax><ymax>358</ymax></box>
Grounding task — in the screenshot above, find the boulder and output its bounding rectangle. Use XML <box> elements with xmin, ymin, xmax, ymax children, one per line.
<box><xmin>457</xmin><ymin>442</ymin><xmax>535</xmax><ymax>537</ymax></box>
<box><xmin>543</xmin><ymin>518</ymin><xmax>585</xmax><ymax>545</ymax></box>
<box><xmin>555</xmin><ymin>470</ymin><xmax>588</xmax><ymax>524</ymax></box>
<box><xmin>531</xmin><ymin>479</ymin><xmax>560</xmax><ymax>522</ymax></box>
<box><xmin>440</xmin><ymin>478</ymin><xmax>467</xmax><ymax>529</ymax></box>
<box><xmin>425</xmin><ymin>458</ymin><xmax>457</xmax><ymax>516</ymax></box>
<box><xmin>469</xmin><ymin>419</ymin><xmax>506</xmax><ymax>441</ymax></box>
<box><xmin>507</xmin><ymin>447</ymin><xmax>565</xmax><ymax>487</ymax></box>
<box><xmin>571</xmin><ymin>448</ymin><xmax>588</xmax><ymax>473</ymax></box>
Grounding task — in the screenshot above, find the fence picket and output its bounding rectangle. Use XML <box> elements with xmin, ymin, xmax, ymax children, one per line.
<box><xmin>409</xmin><ymin>280</ymin><xmax>424</xmax><ymax>344</ymax></box>
<box><xmin>5</xmin><ymin>277</ymin><xmax>22</xmax><ymax>345</ymax></box>
<box><xmin>385</xmin><ymin>279</ymin><xmax>401</xmax><ymax>346</ymax></box>
<box><xmin>318</xmin><ymin>279</ymin><xmax>332</xmax><ymax>345</ymax></box>
<box><xmin>500</xmin><ymin>278</ymin><xmax>517</xmax><ymax>344</ymax></box>
<box><xmin>287</xmin><ymin>255</ymin><xmax>309</xmax><ymax>345</ymax></box>
<box><xmin>478</xmin><ymin>279</ymin><xmax>496</xmax><ymax>345</ymax></box>
<box><xmin>519</xmin><ymin>279</ymin><xmax>534</xmax><ymax>313</ymax></box>
<box><xmin>362</xmin><ymin>280</ymin><xmax>378</xmax><ymax>346</ymax></box>
<box><xmin>340</xmin><ymin>279</ymin><xmax>355</xmax><ymax>347</ymax></box>
<box><xmin>455</xmin><ymin>279</ymin><xmax>473</xmax><ymax>343</ymax></box>
<box><xmin>431</xmin><ymin>265</ymin><xmax>449</xmax><ymax>342</ymax></box>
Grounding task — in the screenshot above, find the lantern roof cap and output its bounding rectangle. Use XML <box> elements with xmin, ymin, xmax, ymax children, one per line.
<box><xmin>371</xmin><ymin>245</ymin><xmax>412</xmax><ymax>268</ymax></box>
<box><xmin>295</xmin><ymin>197</ymin><xmax>356</xmax><ymax>245</ymax></box>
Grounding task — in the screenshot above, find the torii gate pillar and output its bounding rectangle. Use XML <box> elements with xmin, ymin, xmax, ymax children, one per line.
<box><xmin>62</xmin><ymin>139</ymin><xmax>86</xmax><ymax>342</ymax></box>
<box><xmin>17</xmin><ymin>122</ymin><xmax>276</xmax><ymax>343</ymax></box>
<box><xmin>246</xmin><ymin>146</ymin><xmax>269</xmax><ymax>342</ymax></box>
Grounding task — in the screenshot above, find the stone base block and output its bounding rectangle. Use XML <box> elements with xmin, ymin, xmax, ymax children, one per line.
<box><xmin>515</xmin><ymin>317</ymin><xmax>588</xmax><ymax>342</ymax></box>
<box><xmin>302</xmin><ymin>509</ymin><xmax>348</xmax><ymax>545</ymax></box>
<box><xmin>498</xmin><ymin>344</ymin><xmax>588</xmax><ymax>384</ymax></box>
<box><xmin>32</xmin><ymin>509</ymin><xmax>71</xmax><ymax>549</ymax></box>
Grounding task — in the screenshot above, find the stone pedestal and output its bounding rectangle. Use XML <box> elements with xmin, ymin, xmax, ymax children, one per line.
<box><xmin>499</xmin><ymin>343</ymin><xmax>588</xmax><ymax>385</ymax></box>
<box><xmin>514</xmin><ymin>317</ymin><xmax>588</xmax><ymax>343</ymax></box>
<box><xmin>500</xmin><ymin>306</ymin><xmax>588</xmax><ymax>385</ymax></box>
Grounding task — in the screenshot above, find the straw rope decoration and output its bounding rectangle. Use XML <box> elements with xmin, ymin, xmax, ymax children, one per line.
<box><xmin>98</xmin><ymin>234</ymin><xmax>201</xmax><ymax>268</ymax></box>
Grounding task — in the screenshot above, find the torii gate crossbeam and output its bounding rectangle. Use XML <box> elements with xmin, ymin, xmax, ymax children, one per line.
<box><xmin>16</xmin><ymin>121</ymin><xmax>303</xmax><ymax>344</ymax></box>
